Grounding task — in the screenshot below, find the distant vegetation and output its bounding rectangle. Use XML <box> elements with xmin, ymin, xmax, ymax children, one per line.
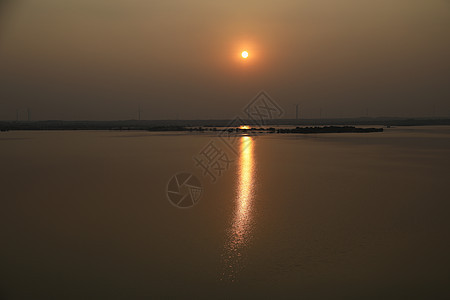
<box><xmin>277</xmin><ymin>126</ymin><xmax>383</xmax><ymax>133</ymax></box>
<box><xmin>0</xmin><ymin>117</ymin><xmax>449</xmax><ymax>132</ymax></box>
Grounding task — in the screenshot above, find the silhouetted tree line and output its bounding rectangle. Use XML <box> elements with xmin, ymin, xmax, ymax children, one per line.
<box><xmin>277</xmin><ymin>126</ymin><xmax>383</xmax><ymax>134</ymax></box>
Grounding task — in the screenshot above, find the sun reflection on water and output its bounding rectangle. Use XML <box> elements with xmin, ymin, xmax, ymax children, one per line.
<box><xmin>222</xmin><ymin>136</ymin><xmax>255</xmax><ymax>282</ymax></box>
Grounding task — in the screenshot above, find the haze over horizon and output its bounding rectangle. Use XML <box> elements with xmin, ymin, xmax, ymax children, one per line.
<box><xmin>1</xmin><ymin>0</ymin><xmax>449</xmax><ymax>121</ymax></box>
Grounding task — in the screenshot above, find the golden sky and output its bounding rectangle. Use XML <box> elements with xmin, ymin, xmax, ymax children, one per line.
<box><xmin>0</xmin><ymin>0</ymin><xmax>449</xmax><ymax>119</ymax></box>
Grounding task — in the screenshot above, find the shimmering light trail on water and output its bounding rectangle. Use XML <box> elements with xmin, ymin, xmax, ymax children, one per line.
<box><xmin>222</xmin><ymin>136</ymin><xmax>256</xmax><ymax>281</ymax></box>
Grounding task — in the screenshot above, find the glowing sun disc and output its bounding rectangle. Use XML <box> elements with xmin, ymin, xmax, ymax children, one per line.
<box><xmin>241</xmin><ymin>51</ymin><xmax>249</xmax><ymax>59</ymax></box>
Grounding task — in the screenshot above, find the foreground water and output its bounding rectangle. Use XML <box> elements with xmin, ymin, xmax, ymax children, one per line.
<box><xmin>1</xmin><ymin>127</ymin><xmax>450</xmax><ymax>299</ymax></box>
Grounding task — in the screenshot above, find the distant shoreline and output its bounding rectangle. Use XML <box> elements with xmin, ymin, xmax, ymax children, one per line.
<box><xmin>0</xmin><ymin>118</ymin><xmax>449</xmax><ymax>132</ymax></box>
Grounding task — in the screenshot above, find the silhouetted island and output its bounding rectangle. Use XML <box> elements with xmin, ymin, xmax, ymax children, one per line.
<box><xmin>187</xmin><ymin>126</ymin><xmax>383</xmax><ymax>134</ymax></box>
<box><xmin>0</xmin><ymin>120</ymin><xmax>385</xmax><ymax>134</ymax></box>
<box><xmin>1</xmin><ymin>117</ymin><xmax>449</xmax><ymax>132</ymax></box>
<box><xmin>277</xmin><ymin>126</ymin><xmax>383</xmax><ymax>133</ymax></box>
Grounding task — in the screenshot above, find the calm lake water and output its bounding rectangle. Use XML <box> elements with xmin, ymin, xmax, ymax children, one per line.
<box><xmin>1</xmin><ymin>126</ymin><xmax>450</xmax><ymax>299</ymax></box>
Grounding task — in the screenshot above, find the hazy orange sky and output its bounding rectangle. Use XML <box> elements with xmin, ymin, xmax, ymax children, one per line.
<box><xmin>0</xmin><ymin>0</ymin><xmax>449</xmax><ymax>120</ymax></box>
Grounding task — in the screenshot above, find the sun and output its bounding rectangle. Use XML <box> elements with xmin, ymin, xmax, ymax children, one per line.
<box><xmin>241</xmin><ymin>51</ymin><xmax>249</xmax><ymax>59</ymax></box>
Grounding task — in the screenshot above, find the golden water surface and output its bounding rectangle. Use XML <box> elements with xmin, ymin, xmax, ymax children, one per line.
<box><xmin>222</xmin><ymin>136</ymin><xmax>256</xmax><ymax>281</ymax></box>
